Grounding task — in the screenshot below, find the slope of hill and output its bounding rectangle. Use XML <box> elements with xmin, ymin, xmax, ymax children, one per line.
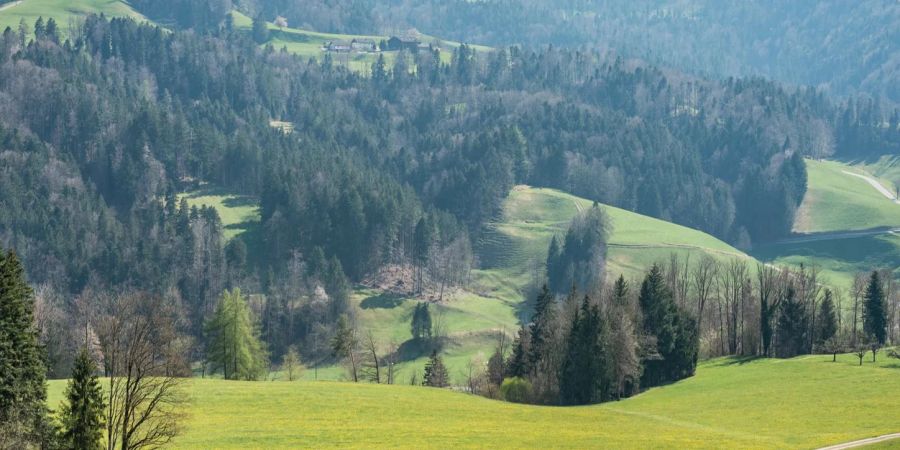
<box><xmin>793</xmin><ymin>159</ymin><xmax>900</xmax><ymax>234</ymax></box>
<box><xmin>46</xmin><ymin>354</ymin><xmax>900</xmax><ymax>448</ymax></box>
<box><xmin>230</xmin><ymin>11</ymin><xmax>490</xmax><ymax>73</ymax></box>
<box><xmin>338</xmin><ymin>186</ymin><xmax>760</xmax><ymax>383</ymax></box>
<box><xmin>0</xmin><ymin>0</ymin><xmax>148</xmax><ymax>35</ymax></box>
<box><xmin>753</xmin><ymin>158</ymin><xmax>900</xmax><ymax>290</ymax></box>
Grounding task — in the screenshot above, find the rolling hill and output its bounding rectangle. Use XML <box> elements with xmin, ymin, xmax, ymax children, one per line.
<box><xmin>0</xmin><ymin>0</ymin><xmax>149</xmax><ymax>35</ymax></box>
<box><xmin>46</xmin><ymin>353</ymin><xmax>900</xmax><ymax>448</ymax></box>
<box><xmin>335</xmin><ymin>186</ymin><xmax>763</xmax><ymax>383</ymax></box>
<box><xmin>752</xmin><ymin>158</ymin><xmax>900</xmax><ymax>290</ymax></box>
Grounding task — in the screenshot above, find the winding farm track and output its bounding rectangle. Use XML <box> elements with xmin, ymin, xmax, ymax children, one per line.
<box><xmin>817</xmin><ymin>433</ymin><xmax>900</xmax><ymax>450</ymax></box>
<box><xmin>841</xmin><ymin>169</ymin><xmax>900</xmax><ymax>204</ymax></box>
<box><xmin>0</xmin><ymin>1</ymin><xmax>23</xmax><ymax>12</ymax></box>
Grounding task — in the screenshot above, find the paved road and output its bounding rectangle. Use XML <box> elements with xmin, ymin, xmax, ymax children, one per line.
<box><xmin>817</xmin><ymin>432</ymin><xmax>900</xmax><ymax>450</ymax></box>
<box><xmin>841</xmin><ymin>169</ymin><xmax>900</xmax><ymax>204</ymax></box>
<box><xmin>0</xmin><ymin>1</ymin><xmax>23</xmax><ymax>12</ymax></box>
<box><xmin>774</xmin><ymin>227</ymin><xmax>900</xmax><ymax>245</ymax></box>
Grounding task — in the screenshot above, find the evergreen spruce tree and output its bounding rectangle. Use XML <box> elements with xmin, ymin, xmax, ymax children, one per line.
<box><xmin>0</xmin><ymin>249</ymin><xmax>53</xmax><ymax>445</ymax></box>
<box><xmin>60</xmin><ymin>347</ymin><xmax>105</xmax><ymax>450</ymax></box>
<box><xmin>505</xmin><ymin>325</ymin><xmax>531</xmax><ymax>378</ymax></box>
<box><xmin>776</xmin><ymin>286</ymin><xmax>808</xmax><ymax>358</ymax></box>
<box><xmin>862</xmin><ymin>271</ymin><xmax>887</xmax><ymax>347</ymax></box>
<box><xmin>528</xmin><ymin>285</ymin><xmax>554</xmax><ymax>374</ymax></box>
<box><xmin>638</xmin><ymin>264</ymin><xmax>677</xmax><ymax>387</ymax></box>
<box><xmin>559</xmin><ymin>296</ymin><xmax>605</xmax><ymax>405</ymax></box>
<box><xmin>423</xmin><ymin>350</ymin><xmax>449</xmax><ymax>388</ymax></box>
<box><xmin>816</xmin><ymin>290</ymin><xmax>838</xmax><ymax>348</ymax></box>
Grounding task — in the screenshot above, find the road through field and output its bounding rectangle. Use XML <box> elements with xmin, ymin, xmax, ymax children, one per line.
<box><xmin>817</xmin><ymin>432</ymin><xmax>900</xmax><ymax>450</ymax></box>
<box><xmin>0</xmin><ymin>1</ymin><xmax>23</xmax><ymax>12</ymax></box>
<box><xmin>841</xmin><ymin>170</ymin><xmax>900</xmax><ymax>204</ymax></box>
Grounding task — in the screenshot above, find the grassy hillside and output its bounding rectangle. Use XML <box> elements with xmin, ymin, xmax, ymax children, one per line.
<box><xmin>753</xmin><ymin>158</ymin><xmax>900</xmax><ymax>291</ymax></box>
<box><xmin>178</xmin><ymin>186</ymin><xmax>260</xmax><ymax>242</ymax></box>
<box><xmin>46</xmin><ymin>353</ymin><xmax>900</xmax><ymax>448</ymax></box>
<box><xmin>230</xmin><ymin>11</ymin><xmax>490</xmax><ymax>73</ymax></box>
<box><xmin>0</xmin><ymin>0</ymin><xmax>148</xmax><ymax>36</ymax></box>
<box><xmin>475</xmin><ymin>186</ymin><xmax>753</xmax><ymax>301</ymax></box>
<box><xmin>338</xmin><ymin>186</ymin><xmax>759</xmax><ymax>383</ymax></box>
<box><xmin>793</xmin><ymin>159</ymin><xmax>900</xmax><ymax>234</ymax></box>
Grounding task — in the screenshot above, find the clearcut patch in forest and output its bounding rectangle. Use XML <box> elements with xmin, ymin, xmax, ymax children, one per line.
<box><xmin>46</xmin><ymin>353</ymin><xmax>900</xmax><ymax>448</ymax></box>
<box><xmin>0</xmin><ymin>0</ymin><xmax>150</xmax><ymax>36</ymax></box>
<box><xmin>177</xmin><ymin>186</ymin><xmax>261</xmax><ymax>242</ymax></box>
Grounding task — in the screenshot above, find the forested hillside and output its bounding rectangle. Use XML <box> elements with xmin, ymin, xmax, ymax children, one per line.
<box><xmin>224</xmin><ymin>0</ymin><xmax>900</xmax><ymax>103</ymax></box>
<box><xmin>0</xmin><ymin>11</ymin><xmax>897</xmax><ymax>374</ymax></box>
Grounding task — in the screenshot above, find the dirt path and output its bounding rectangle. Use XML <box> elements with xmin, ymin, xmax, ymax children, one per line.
<box><xmin>841</xmin><ymin>170</ymin><xmax>900</xmax><ymax>204</ymax></box>
<box><xmin>817</xmin><ymin>432</ymin><xmax>900</xmax><ymax>450</ymax></box>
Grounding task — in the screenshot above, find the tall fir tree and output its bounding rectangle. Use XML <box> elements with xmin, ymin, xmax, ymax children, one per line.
<box><xmin>0</xmin><ymin>249</ymin><xmax>53</xmax><ymax>446</ymax></box>
<box><xmin>862</xmin><ymin>271</ymin><xmax>887</xmax><ymax>347</ymax></box>
<box><xmin>60</xmin><ymin>347</ymin><xmax>105</xmax><ymax>450</ymax></box>
<box><xmin>816</xmin><ymin>290</ymin><xmax>838</xmax><ymax>348</ymax></box>
<box><xmin>638</xmin><ymin>264</ymin><xmax>677</xmax><ymax>387</ymax></box>
<box><xmin>559</xmin><ymin>296</ymin><xmax>606</xmax><ymax>405</ymax></box>
<box><xmin>528</xmin><ymin>285</ymin><xmax>555</xmax><ymax>374</ymax></box>
<box><xmin>423</xmin><ymin>350</ymin><xmax>449</xmax><ymax>388</ymax></box>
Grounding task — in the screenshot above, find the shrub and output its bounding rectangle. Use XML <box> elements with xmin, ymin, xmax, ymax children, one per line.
<box><xmin>500</xmin><ymin>377</ymin><xmax>532</xmax><ymax>403</ymax></box>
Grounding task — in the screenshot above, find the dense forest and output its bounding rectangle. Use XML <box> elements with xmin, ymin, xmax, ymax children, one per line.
<box><xmin>208</xmin><ymin>0</ymin><xmax>900</xmax><ymax>103</ymax></box>
<box><xmin>0</xmin><ymin>12</ymin><xmax>898</xmax><ymax>377</ymax></box>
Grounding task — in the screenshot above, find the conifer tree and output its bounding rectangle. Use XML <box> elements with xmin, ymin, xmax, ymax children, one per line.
<box><xmin>816</xmin><ymin>290</ymin><xmax>838</xmax><ymax>348</ymax></box>
<box><xmin>60</xmin><ymin>347</ymin><xmax>105</xmax><ymax>450</ymax></box>
<box><xmin>863</xmin><ymin>271</ymin><xmax>887</xmax><ymax>345</ymax></box>
<box><xmin>205</xmin><ymin>289</ymin><xmax>269</xmax><ymax>380</ymax></box>
<box><xmin>863</xmin><ymin>271</ymin><xmax>887</xmax><ymax>360</ymax></box>
<box><xmin>559</xmin><ymin>296</ymin><xmax>605</xmax><ymax>405</ymax></box>
<box><xmin>505</xmin><ymin>325</ymin><xmax>531</xmax><ymax>378</ymax></box>
<box><xmin>0</xmin><ymin>249</ymin><xmax>53</xmax><ymax>446</ymax></box>
<box><xmin>528</xmin><ymin>285</ymin><xmax>554</xmax><ymax>373</ymax></box>
<box><xmin>423</xmin><ymin>350</ymin><xmax>449</xmax><ymax>388</ymax></box>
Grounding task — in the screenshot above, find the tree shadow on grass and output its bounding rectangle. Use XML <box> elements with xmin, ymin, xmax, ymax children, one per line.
<box><xmin>359</xmin><ymin>292</ymin><xmax>406</xmax><ymax>309</ymax></box>
<box><xmin>705</xmin><ymin>355</ymin><xmax>763</xmax><ymax>367</ymax></box>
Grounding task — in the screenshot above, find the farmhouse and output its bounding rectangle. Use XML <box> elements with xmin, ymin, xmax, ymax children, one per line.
<box><xmin>326</xmin><ymin>40</ymin><xmax>352</xmax><ymax>52</ymax></box>
<box><xmin>351</xmin><ymin>38</ymin><xmax>377</xmax><ymax>52</ymax></box>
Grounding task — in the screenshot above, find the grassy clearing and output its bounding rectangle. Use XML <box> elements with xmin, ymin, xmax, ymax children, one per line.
<box><xmin>0</xmin><ymin>0</ymin><xmax>148</xmax><ymax>36</ymax></box>
<box><xmin>752</xmin><ymin>233</ymin><xmax>900</xmax><ymax>291</ymax></box>
<box><xmin>177</xmin><ymin>186</ymin><xmax>260</xmax><ymax>242</ymax></box>
<box><xmin>334</xmin><ymin>186</ymin><xmax>760</xmax><ymax>383</ymax></box>
<box><xmin>230</xmin><ymin>11</ymin><xmax>489</xmax><ymax>73</ymax></box>
<box><xmin>46</xmin><ymin>353</ymin><xmax>900</xmax><ymax>448</ymax></box>
<box><xmin>848</xmin><ymin>155</ymin><xmax>900</xmax><ymax>194</ymax></box>
<box><xmin>793</xmin><ymin>159</ymin><xmax>900</xmax><ymax>233</ymax></box>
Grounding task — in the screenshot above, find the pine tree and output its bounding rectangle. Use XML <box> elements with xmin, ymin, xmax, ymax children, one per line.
<box><xmin>331</xmin><ymin>314</ymin><xmax>359</xmax><ymax>382</ymax></box>
<box><xmin>60</xmin><ymin>347</ymin><xmax>105</xmax><ymax>450</ymax></box>
<box><xmin>252</xmin><ymin>14</ymin><xmax>269</xmax><ymax>44</ymax></box>
<box><xmin>638</xmin><ymin>264</ymin><xmax>676</xmax><ymax>387</ymax></box>
<box><xmin>505</xmin><ymin>325</ymin><xmax>531</xmax><ymax>378</ymax></box>
<box><xmin>528</xmin><ymin>285</ymin><xmax>554</xmax><ymax>374</ymax></box>
<box><xmin>816</xmin><ymin>290</ymin><xmax>838</xmax><ymax>348</ymax></box>
<box><xmin>0</xmin><ymin>249</ymin><xmax>52</xmax><ymax>445</ymax></box>
<box><xmin>559</xmin><ymin>296</ymin><xmax>605</xmax><ymax>405</ymax></box>
<box><xmin>863</xmin><ymin>271</ymin><xmax>887</xmax><ymax>347</ymax></box>
<box><xmin>776</xmin><ymin>286</ymin><xmax>807</xmax><ymax>358</ymax></box>
<box><xmin>423</xmin><ymin>350</ymin><xmax>449</xmax><ymax>388</ymax></box>
<box><xmin>205</xmin><ymin>289</ymin><xmax>269</xmax><ymax>380</ymax></box>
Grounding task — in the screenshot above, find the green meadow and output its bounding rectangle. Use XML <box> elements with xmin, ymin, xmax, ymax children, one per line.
<box><xmin>0</xmin><ymin>0</ymin><xmax>148</xmax><ymax>36</ymax></box>
<box><xmin>47</xmin><ymin>353</ymin><xmax>900</xmax><ymax>448</ymax></box>
<box><xmin>793</xmin><ymin>159</ymin><xmax>900</xmax><ymax>234</ymax></box>
<box><xmin>177</xmin><ymin>186</ymin><xmax>260</xmax><ymax>242</ymax></box>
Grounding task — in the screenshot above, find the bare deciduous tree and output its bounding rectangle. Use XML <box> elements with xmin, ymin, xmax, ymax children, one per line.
<box><xmin>96</xmin><ymin>292</ymin><xmax>188</xmax><ymax>450</ymax></box>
